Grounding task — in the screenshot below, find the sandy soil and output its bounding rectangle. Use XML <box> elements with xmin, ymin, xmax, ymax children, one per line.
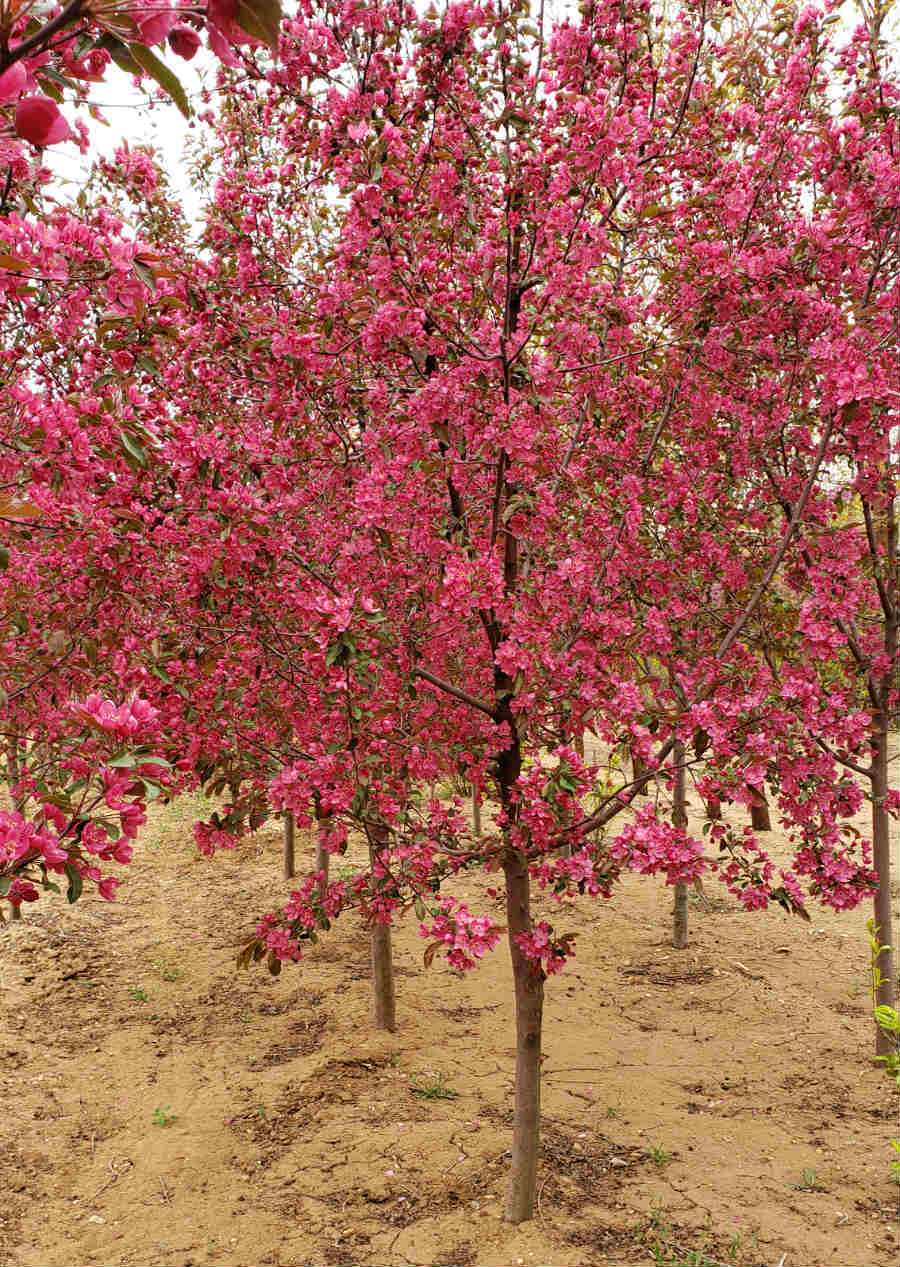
<box><xmin>1</xmin><ymin>772</ymin><xmax>898</xmax><ymax>1267</ymax></box>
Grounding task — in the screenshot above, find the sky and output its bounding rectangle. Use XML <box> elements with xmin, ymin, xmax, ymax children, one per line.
<box><xmin>46</xmin><ymin>53</ymin><xmax>214</xmax><ymax>226</ymax></box>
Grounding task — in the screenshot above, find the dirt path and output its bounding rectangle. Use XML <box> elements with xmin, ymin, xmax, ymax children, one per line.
<box><xmin>1</xmin><ymin>785</ymin><xmax>897</xmax><ymax>1267</ymax></box>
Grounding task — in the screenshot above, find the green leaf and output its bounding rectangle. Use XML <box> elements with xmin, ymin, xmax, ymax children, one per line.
<box><xmin>141</xmin><ymin>779</ymin><xmax>163</xmax><ymax>802</ymax></box>
<box><xmin>64</xmin><ymin>862</ymin><xmax>84</xmax><ymax>905</ymax></box>
<box><xmin>119</xmin><ymin>430</ymin><xmax>148</xmax><ymax>466</ymax></box>
<box><xmin>414</xmin><ymin>897</ymin><xmax>427</xmax><ymax>920</ymax></box>
<box><xmin>128</xmin><ymin>43</ymin><xmax>192</xmax><ymax>119</ymax></box>
<box><xmin>236</xmin><ymin>0</ymin><xmax>282</xmax><ymax>50</ymax></box>
<box><xmin>96</xmin><ymin>33</ymin><xmax>142</xmax><ymax>73</ymax></box>
<box><xmin>107</xmin><ymin>752</ymin><xmax>138</xmax><ymax>768</ymax></box>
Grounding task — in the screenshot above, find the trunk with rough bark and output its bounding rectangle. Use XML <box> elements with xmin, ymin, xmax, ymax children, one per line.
<box><xmin>705</xmin><ymin>795</ymin><xmax>721</xmax><ymax>821</ymax></box>
<box><xmin>283</xmin><ymin>810</ymin><xmax>295</xmax><ymax>881</ymax></box>
<box><xmin>672</xmin><ymin>741</ymin><xmax>689</xmax><ymax>949</ymax></box>
<box><xmin>369</xmin><ymin>825</ymin><xmax>396</xmax><ymax>1032</ymax></box>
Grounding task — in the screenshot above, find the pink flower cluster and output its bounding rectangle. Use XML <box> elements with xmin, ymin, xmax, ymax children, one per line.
<box><xmin>419</xmin><ymin>897</ymin><xmax>503</xmax><ymax>971</ymax></box>
<box><xmin>514</xmin><ymin>921</ymin><xmax>574</xmax><ymax>975</ymax></box>
<box><xmin>0</xmin><ymin>809</ymin><xmax>67</xmax><ymax>871</ymax></box>
<box><xmin>71</xmin><ymin>693</ymin><xmax>159</xmax><ymax>739</ymax></box>
<box><xmin>608</xmin><ymin>807</ymin><xmax>706</xmax><ymax>885</ymax></box>
<box><xmin>256</xmin><ymin>874</ymin><xmax>349</xmax><ymax>961</ymax></box>
<box><xmin>194</xmin><ymin>820</ymin><xmax>239</xmax><ymax>857</ymax></box>
<box><xmin>792</xmin><ymin>844</ymin><xmax>878</xmax><ymax>911</ymax></box>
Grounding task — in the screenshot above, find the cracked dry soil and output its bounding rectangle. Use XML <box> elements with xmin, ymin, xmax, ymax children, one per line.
<box><xmin>1</xmin><ymin>783</ymin><xmax>897</xmax><ymax>1267</ymax></box>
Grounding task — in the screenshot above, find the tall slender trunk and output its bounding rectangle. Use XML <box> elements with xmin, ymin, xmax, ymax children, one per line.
<box><xmin>283</xmin><ymin>810</ymin><xmax>295</xmax><ymax>881</ymax></box>
<box><xmin>672</xmin><ymin>741</ymin><xmax>689</xmax><ymax>949</ymax></box>
<box><xmin>8</xmin><ymin>736</ymin><xmax>23</xmax><ymax>920</ymax></box>
<box><xmin>369</xmin><ymin>825</ymin><xmax>396</xmax><ymax>1032</ymax></box>
<box><xmin>705</xmin><ymin>794</ymin><xmax>721</xmax><ymax>821</ymax></box>
<box><xmin>313</xmin><ymin>797</ymin><xmax>330</xmax><ymax>899</ymax></box>
<box><xmin>503</xmin><ymin>848</ymin><xmax>544</xmax><ymax>1223</ymax></box>
<box><xmin>871</xmin><ymin>711</ymin><xmax>896</xmax><ymax>1056</ymax></box>
<box><xmin>493</xmin><ymin>697</ymin><xmax>543</xmax><ymax>1223</ymax></box>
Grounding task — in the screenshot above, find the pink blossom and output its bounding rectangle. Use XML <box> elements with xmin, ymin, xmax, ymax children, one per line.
<box><xmin>15</xmin><ymin>96</ymin><xmax>71</xmax><ymax>146</ymax></box>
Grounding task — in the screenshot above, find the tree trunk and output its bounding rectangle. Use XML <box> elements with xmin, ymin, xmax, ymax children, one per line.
<box><xmin>472</xmin><ymin>789</ymin><xmax>482</xmax><ymax>838</ymax></box>
<box><xmin>672</xmin><ymin>741</ymin><xmax>689</xmax><ymax>949</ymax></box>
<box><xmin>749</xmin><ymin>790</ymin><xmax>771</xmax><ymax>832</ymax></box>
<box><xmin>631</xmin><ymin>745</ymin><xmax>648</xmax><ymax>795</ymax></box>
<box><xmin>573</xmin><ymin>731</ymin><xmax>584</xmax><ymax>760</ymax></box>
<box><xmin>283</xmin><ymin>810</ymin><xmax>295</xmax><ymax>881</ymax></box>
<box><xmin>503</xmin><ymin>850</ymin><xmax>544</xmax><ymax>1224</ymax></box>
<box><xmin>8</xmin><ymin>736</ymin><xmax>24</xmax><ymax>919</ymax></box>
<box><xmin>705</xmin><ymin>794</ymin><xmax>721</xmax><ymax>821</ymax></box>
<box><xmin>314</xmin><ymin>798</ymin><xmax>330</xmax><ymax>899</ymax></box>
<box><xmin>871</xmin><ymin>712</ymin><xmax>896</xmax><ymax>1057</ymax></box>
<box><xmin>368</xmin><ymin>826</ymin><xmax>396</xmax><ymax>1032</ymax></box>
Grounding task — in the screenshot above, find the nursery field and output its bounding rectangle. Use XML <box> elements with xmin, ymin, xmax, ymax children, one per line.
<box><xmin>1</xmin><ymin>784</ymin><xmax>897</xmax><ymax>1267</ymax></box>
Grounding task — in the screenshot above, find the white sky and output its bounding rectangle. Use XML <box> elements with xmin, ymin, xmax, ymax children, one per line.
<box><xmin>46</xmin><ymin>55</ymin><xmax>213</xmax><ymax>227</ymax></box>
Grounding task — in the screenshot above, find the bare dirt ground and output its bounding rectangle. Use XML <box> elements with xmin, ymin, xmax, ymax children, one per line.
<box><xmin>1</xmin><ymin>768</ymin><xmax>898</xmax><ymax>1267</ymax></box>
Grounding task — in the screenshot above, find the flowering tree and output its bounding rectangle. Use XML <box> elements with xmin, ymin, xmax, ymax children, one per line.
<box><xmin>0</xmin><ymin>0</ymin><xmax>285</xmax><ymax>920</ymax></box>
<box><xmin>106</xmin><ymin>0</ymin><xmax>892</xmax><ymax>1223</ymax></box>
<box><xmin>5</xmin><ymin>0</ymin><xmax>896</xmax><ymax>1224</ymax></box>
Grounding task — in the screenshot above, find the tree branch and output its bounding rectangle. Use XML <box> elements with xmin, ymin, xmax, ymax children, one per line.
<box><xmin>1</xmin><ymin>0</ymin><xmax>85</xmax><ymax>69</ymax></box>
<box><xmin>715</xmin><ymin>409</ymin><xmax>838</xmax><ymax>661</ymax></box>
<box><xmin>412</xmin><ymin>666</ymin><xmax>496</xmax><ymax>718</ymax></box>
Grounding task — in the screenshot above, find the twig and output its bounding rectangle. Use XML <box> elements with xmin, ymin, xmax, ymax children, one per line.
<box><xmin>87</xmin><ymin>1157</ymin><xmax>132</xmax><ymax>1202</ymax></box>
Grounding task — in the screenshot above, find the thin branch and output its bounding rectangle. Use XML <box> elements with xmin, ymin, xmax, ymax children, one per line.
<box><xmin>412</xmin><ymin>666</ymin><xmax>496</xmax><ymax>718</ymax></box>
<box><xmin>812</xmin><ymin>736</ymin><xmax>872</xmax><ymax>780</ymax></box>
<box><xmin>715</xmin><ymin>409</ymin><xmax>838</xmax><ymax>661</ymax></box>
<box><xmin>1</xmin><ymin>0</ymin><xmax>85</xmax><ymax>68</ymax></box>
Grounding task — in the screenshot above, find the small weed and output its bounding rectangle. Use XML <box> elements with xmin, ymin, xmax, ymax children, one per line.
<box><xmin>791</xmin><ymin>1168</ymin><xmax>824</xmax><ymax>1192</ymax></box>
<box><xmin>410</xmin><ymin>1071</ymin><xmax>458</xmax><ymax>1101</ymax></box>
<box><xmin>605</xmin><ymin>1105</ymin><xmax>618</xmax><ymax>1118</ymax></box>
<box><xmin>256</xmin><ymin>1105</ymin><xmax>267</xmax><ymax>1120</ymax></box>
<box><xmin>650</xmin><ymin>1146</ymin><xmax>673</xmax><ymax>1166</ymax></box>
<box><xmin>642</xmin><ymin>1214</ymin><xmax>722</xmax><ymax>1267</ymax></box>
<box><xmin>153</xmin><ymin>958</ymin><xmax>181</xmax><ymax>982</ymax></box>
<box><xmin>128</xmin><ymin>987</ymin><xmax>150</xmax><ymax>1003</ymax></box>
<box><xmin>77</xmin><ymin>980</ymin><xmax>99</xmax><ymax>990</ymax></box>
<box><xmin>152</xmin><ymin>1105</ymin><xmax>177</xmax><ymax>1128</ymax></box>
